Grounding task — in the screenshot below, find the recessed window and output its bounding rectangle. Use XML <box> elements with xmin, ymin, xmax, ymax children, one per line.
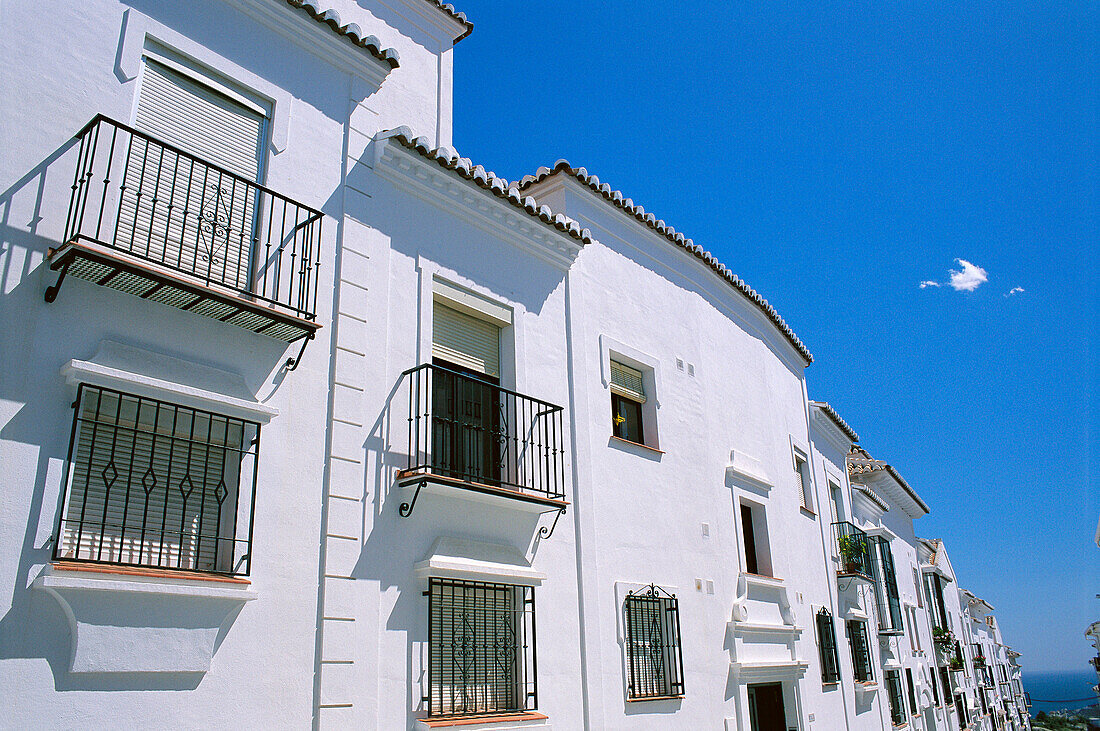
<box><xmin>794</xmin><ymin>450</ymin><xmax>813</xmax><ymax>512</ymax></box>
<box><xmin>425</xmin><ymin>577</ymin><xmax>536</xmax><ymax>717</ymax></box>
<box><xmin>816</xmin><ymin>607</ymin><xmax>841</xmax><ymax>684</ymax></box>
<box><xmin>847</xmin><ymin>619</ymin><xmax>874</xmax><ymax>683</ymax></box>
<box><xmin>740</xmin><ymin>501</ymin><xmax>773</xmax><ymax>577</ymax></box>
<box><xmin>610</xmin><ymin>360</ymin><xmax>646</xmax><ymax>445</ymax></box>
<box><xmin>623</xmin><ymin>585</ymin><xmax>685</xmax><ymax>700</ymax></box>
<box><xmin>905</xmin><ymin>668</ymin><xmax>918</xmax><ymax>716</ymax></box>
<box><xmin>885</xmin><ymin>669</ymin><xmax>906</xmax><ymax>725</ymax></box>
<box><xmin>53</xmin><ymin>383</ymin><xmax>259</xmax><ymax>575</ymax></box>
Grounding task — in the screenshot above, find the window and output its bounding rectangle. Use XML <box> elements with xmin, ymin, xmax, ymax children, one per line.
<box><xmin>931</xmin><ymin>666</ymin><xmax>941</xmax><ymax>706</ymax></box>
<box><xmin>124</xmin><ymin>59</ymin><xmax>267</xmax><ymax>291</ymax></box>
<box><xmin>913</xmin><ymin>567</ymin><xmax>923</xmax><ymax>608</ymax></box>
<box><xmin>623</xmin><ymin>585</ymin><xmax>685</xmax><ymax>700</ymax></box>
<box><xmin>829</xmin><ymin>480</ymin><xmax>843</xmax><ymax>521</ymax></box>
<box><xmin>610</xmin><ymin>360</ymin><xmax>646</xmax><ymax>445</ymax></box>
<box><xmin>816</xmin><ymin>608</ymin><xmax>841</xmax><ymax>684</ymax></box>
<box><xmin>847</xmin><ymin>620</ymin><xmax>874</xmax><ymax>683</ymax></box>
<box><xmin>425</xmin><ymin>578</ymin><xmax>536</xmax><ymax>717</ymax></box>
<box><xmin>53</xmin><ymin>384</ymin><xmax>259</xmax><ymax>575</ymax></box>
<box><xmin>906</xmin><ymin>668</ymin><xmax>918</xmax><ymax>716</ymax></box>
<box><xmin>794</xmin><ymin>450</ymin><xmax>813</xmax><ymax>512</ymax></box>
<box><xmin>886</xmin><ymin>670</ymin><xmax>906</xmax><ymax>725</ymax></box>
<box><xmin>907</xmin><ymin>607</ymin><xmax>922</xmax><ymax>652</ymax></box>
<box><xmin>939</xmin><ymin>667</ymin><xmax>953</xmax><ymax>707</ymax></box>
<box><xmin>740</xmin><ymin>501</ymin><xmax>773</xmax><ymax>577</ymax></box>
<box><xmin>871</xmin><ymin>535</ymin><xmax>903</xmax><ymax>633</ymax></box>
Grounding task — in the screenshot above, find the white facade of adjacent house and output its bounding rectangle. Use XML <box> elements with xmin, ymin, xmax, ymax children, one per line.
<box><xmin>0</xmin><ymin>2</ymin><xmax>1033</xmax><ymax>730</ymax></box>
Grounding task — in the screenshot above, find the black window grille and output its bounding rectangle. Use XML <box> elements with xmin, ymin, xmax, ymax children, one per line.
<box><xmin>871</xmin><ymin>535</ymin><xmax>903</xmax><ymax>634</ymax></box>
<box><xmin>886</xmin><ymin>669</ymin><xmax>906</xmax><ymax>726</ymax></box>
<box><xmin>931</xmin><ymin>666</ymin><xmax>941</xmax><ymax>706</ymax></box>
<box><xmin>906</xmin><ymin>668</ymin><xmax>918</xmax><ymax>717</ymax></box>
<box><xmin>846</xmin><ymin>619</ymin><xmax>874</xmax><ymax>683</ymax></box>
<box><xmin>624</xmin><ymin>585</ymin><xmax>685</xmax><ymax>700</ymax></box>
<box><xmin>816</xmin><ymin>607</ymin><xmax>841</xmax><ymax>684</ymax></box>
<box><xmin>53</xmin><ymin>383</ymin><xmax>259</xmax><ymax>575</ymax></box>
<box><xmin>940</xmin><ymin>667</ymin><xmax>953</xmax><ymax>706</ymax></box>
<box><xmin>425</xmin><ymin>578</ymin><xmax>537</xmax><ymax>717</ymax></box>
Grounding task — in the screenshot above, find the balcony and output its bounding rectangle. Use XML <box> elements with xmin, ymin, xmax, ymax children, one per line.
<box><xmin>46</xmin><ymin>115</ymin><xmax>322</xmax><ymax>345</ymax></box>
<box><xmin>833</xmin><ymin>521</ymin><xmax>875</xmax><ymax>582</ymax></box>
<box><xmin>398</xmin><ymin>363</ymin><xmax>568</xmax><ymax>517</ymax></box>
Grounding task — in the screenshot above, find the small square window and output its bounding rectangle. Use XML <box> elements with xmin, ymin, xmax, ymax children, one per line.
<box><xmin>794</xmin><ymin>451</ymin><xmax>813</xmax><ymax>512</ymax></box>
<box><xmin>610</xmin><ymin>359</ymin><xmax>654</xmax><ymax>448</ymax></box>
<box><xmin>611</xmin><ymin>392</ymin><xmax>644</xmax><ymax>444</ymax></box>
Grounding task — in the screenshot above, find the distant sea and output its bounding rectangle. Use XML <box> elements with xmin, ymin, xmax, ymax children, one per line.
<box><xmin>1024</xmin><ymin>669</ymin><xmax>1097</xmax><ymax>716</ymax></box>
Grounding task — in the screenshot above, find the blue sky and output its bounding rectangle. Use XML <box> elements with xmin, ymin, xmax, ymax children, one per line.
<box><xmin>448</xmin><ymin>2</ymin><xmax>1097</xmax><ymax>672</ymax></box>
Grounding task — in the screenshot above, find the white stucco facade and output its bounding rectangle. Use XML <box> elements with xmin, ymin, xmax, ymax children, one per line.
<box><xmin>1</xmin><ymin>2</ymin><xmax>1033</xmax><ymax>730</ymax></box>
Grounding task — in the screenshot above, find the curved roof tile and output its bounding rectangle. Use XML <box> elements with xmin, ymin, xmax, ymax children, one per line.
<box><xmin>379</xmin><ymin>129</ymin><xmax>594</xmax><ymax>246</ymax></box>
<box><xmin>422</xmin><ymin>1</ymin><xmax>474</xmax><ymax>42</ymax></box>
<box><xmin>809</xmin><ymin>401</ymin><xmax>860</xmax><ymax>443</ymax></box>
<box><xmin>519</xmin><ymin>161</ymin><xmax>813</xmax><ymax>364</ymax></box>
<box><xmin>847</xmin><ymin>445</ymin><xmax>931</xmax><ymax>514</ymax></box>
<box><xmin>286</xmin><ymin>1</ymin><xmax>401</xmax><ymax>68</ymax></box>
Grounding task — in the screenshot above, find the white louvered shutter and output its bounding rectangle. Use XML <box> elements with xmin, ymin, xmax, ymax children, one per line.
<box><xmin>115</xmin><ymin>60</ymin><xmax>265</xmax><ymax>291</ymax></box>
<box><xmin>610</xmin><ymin>360</ymin><xmax>646</xmax><ymax>403</ymax></box>
<box><xmin>432</xmin><ymin>303</ymin><xmax>501</xmax><ymax>377</ymax></box>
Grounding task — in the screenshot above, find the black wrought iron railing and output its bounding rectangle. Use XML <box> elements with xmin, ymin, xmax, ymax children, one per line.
<box><xmin>871</xmin><ymin>535</ymin><xmax>903</xmax><ymax>633</ymax></box>
<box><xmin>847</xmin><ymin>619</ymin><xmax>874</xmax><ymax>683</ymax></box>
<box><xmin>885</xmin><ymin>670</ymin><xmax>906</xmax><ymax>726</ymax></box>
<box><xmin>403</xmin><ymin>363</ymin><xmax>566</xmax><ymax>501</ymax></box>
<box><xmin>63</xmin><ymin>115</ymin><xmax>321</xmax><ymax>320</ymax></box>
<box><xmin>424</xmin><ymin>577</ymin><xmax>537</xmax><ymax>717</ymax></box>
<box><xmin>624</xmin><ymin>585</ymin><xmax>686</xmax><ymax>700</ymax></box>
<box><xmin>833</xmin><ymin>521</ymin><xmax>874</xmax><ymax>580</ymax></box>
<box><xmin>52</xmin><ymin>383</ymin><xmax>259</xmax><ymax>576</ymax></box>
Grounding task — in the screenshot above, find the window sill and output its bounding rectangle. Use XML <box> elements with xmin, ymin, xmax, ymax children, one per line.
<box><xmin>799</xmin><ymin>506</ymin><xmax>816</xmax><ymax>518</ymax></box>
<box><xmin>417</xmin><ymin>711</ymin><xmax>548</xmax><ymax>728</ymax></box>
<box><xmin>609</xmin><ymin>435</ymin><xmax>664</xmax><ymax>455</ymax></box>
<box><xmin>53</xmin><ymin>560</ymin><xmax>251</xmax><ymax>584</ymax></box>
<box><xmin>626</xmin><ymin>695</ymin><xmax>683</xmax><ymax>703</ymax></box>
<box><xmin>33</xmin><ymin>562</ymin><xmax>256</xmax><ymax>675</ymax></box>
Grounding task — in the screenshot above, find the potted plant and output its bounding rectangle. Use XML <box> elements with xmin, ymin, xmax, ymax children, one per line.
<box><xmin>973</xmin><ymin>654</ymin><xmax>986</xmax><ymax>667</ymax></box>
<box><xmin>948</xmin><ymin>656</ymin><xmax>964</xmax><ymax>672</ymax></box>
<box><xmin>932</xmin><ymin>626</ymin><xmax>955</xmax><ymax>652</ymax></box>
<box><xmin>837</xmin><ymin>535</ymin><xmax>864</xmax><ymax>574</ymax></box>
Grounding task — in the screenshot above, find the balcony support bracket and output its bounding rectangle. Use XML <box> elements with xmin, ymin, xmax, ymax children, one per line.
<box><xmin>537</xmin><ymin>507</ymin><xmax>567</xmax><ymax>540</ymax></box>
<box><xmin>44</xmin><ymin>259</ymin><xmax>71</xmax><ymax>303</ymax></box>
<box><xmin>399</xmin><ymin>478</ymin><xmax>426</xmax><ymax>518</ymax></box>
<box><xmin>284</xmin><ymin>332</ymin><xmax>315</xmax><ymax>371</ymax></box>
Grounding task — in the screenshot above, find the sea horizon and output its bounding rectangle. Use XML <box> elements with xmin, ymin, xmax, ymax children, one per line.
<box><xmin>1023</xmin><ymin>668</ymin><xmax>1097</xmax><ymax>716</ymax></box>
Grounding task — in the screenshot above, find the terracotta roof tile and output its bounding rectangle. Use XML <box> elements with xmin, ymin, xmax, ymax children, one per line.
<box><xmin>519</xmin><ymin>161</ymin><xmax>812</xmax><ymax>364</ymax></box>
<box><xmin>285</xmin><ymin>1</ymin><xmax>400</xmax><ymax>68</ymax></box>
<box><xmin>847</xmin><ymin>445</ymin><xmax>930</xmax><ymax>514</ymax></box>
<box><xmin>379</xmin><ymin>129</ymin><xmax>595</xmax><ymax>247</ymax></box>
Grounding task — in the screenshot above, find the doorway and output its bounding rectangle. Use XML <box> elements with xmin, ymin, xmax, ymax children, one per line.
<box><xmin>747</xmin><ymin>683</ymin><xmax>787</xmax><ymax>731</ymax></box>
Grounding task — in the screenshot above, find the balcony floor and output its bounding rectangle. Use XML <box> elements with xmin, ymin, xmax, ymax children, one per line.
<box><xmin>48</xmin><ymin>236</ymin><xmax>320</xmax><ymax>342</ymax></box>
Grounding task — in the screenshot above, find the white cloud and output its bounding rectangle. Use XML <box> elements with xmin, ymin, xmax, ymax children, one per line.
<box><xmin>919</xmin><ymin>280</ymin><xmax>940</xmax><ymax>289</ymax></box>
<box><xmin>1004</xmin><ymin>286</ymin><xmax>1025</xmax><ymax>298</ymax></box>
<box><xmin>948</xmin><ymin>259</ymin><xmax>988</xmax><ymax>292</ymax></box>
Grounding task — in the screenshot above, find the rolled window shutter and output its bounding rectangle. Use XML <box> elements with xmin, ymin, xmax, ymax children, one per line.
<box><xmin>116</xmin><ymin>61</ymin><xmax>265</xmax><ymax>291</ymax></box>
<box><xmin>610</xmin><ymin>360</ymin><xmax>646</xmax><ymax>403</ymax></box>
<box><xmin>433</xmin><ymin>303</ymin><xmax>500</xmax><ymax>377</ymax></box>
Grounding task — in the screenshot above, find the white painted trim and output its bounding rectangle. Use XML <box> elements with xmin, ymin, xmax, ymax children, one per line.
<box><xmin>34</xmin><ymin>567</ymin><xmax>258</xmax><ymax>601</ymax></box>
<box><xmin>432</xmin><ymin>277</ymin><xmax>513</xmax><ymax>326</ymax></box>
<box><xmin>413</xmin><ymin>536</ymin><xmax>545</xmax><ymax>586</ymax></box>
<box><xmin>60</xmin><ymin>341</ymin><xmax>278</xmax><ymax>423</ymax></box>
<box><xmin>373</xmin><ymin>141</ymin><xmax>584</xmax><ymax>270</ymax></box>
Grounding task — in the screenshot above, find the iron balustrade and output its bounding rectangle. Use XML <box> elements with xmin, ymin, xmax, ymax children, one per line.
<box><xmin>62</xmin><ymin>115</ymin><xmax>321</xmax><ymax>321</ymax></box>
<box><xmin>53</xmin><ymin>384</ymin><xmax>259</xmax><ymax>576</ymax></box>
<box><xmin>833</xmin><ymin>521</ymin><xmax>875</xmax><ymax>581</ymax></box>
<box><xmin>424</xmin><ymin>577</ymin><xmax>537</xmax><ymax>717</ymax></box>
<box><xmin>624</xmin><ymin>585</ymin><xmax>686</xmax><ymax>700</ymax></box>
<box><xmin>972</xmin><ymin>643</ymin><xmax>987</xmax><ymax>667</ymax></box>
<box><xmin>403</xmin><ymin>363</ymin><xmax>566</xmax><ymax>501</ymax></box>
<box><xmin>870</xmin><ymin>535</ymin><xmax>903</xmax><ymax>634</ymax></box>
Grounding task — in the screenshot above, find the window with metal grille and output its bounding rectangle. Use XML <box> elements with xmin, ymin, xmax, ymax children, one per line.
<box><xmin>53</xmin><ymin>383</ymin><xmax>259</xmax><ymax>575</ymax></box>
<box><xmin>623</xmin><ymin>585</ymin><xmax>685</xmax><ymax>700</ymax></box>
<box><xmin>425</xmin><ymin>578</ymin><xmax>537</xmax><ymax>717</ymax></box>
<box><xmin>886</xmin><ymin>669</ymin><xmax>906</xmax><ymax>725</ymax></box>
<box><xmin>871</xmin><ymin>535</ymin><xmax>903</xmax><ymax>634</ymax></box>
<box><xmin>906</xmin><ymin>667</ymin><xmax>918</xmax><ymax>716</ymax></box>
<box><xmin>931</xmin><ymin>666</ymin><xmax>941</xmax><ymax>706</ymax></box>
<box><xmin>846</xmin><ymin>619</ymin><xmax>874</xmax><ymax>683</ymax></box>
<box><xmin>816</xmin><ymin>607</ymin><xmax>841</xmax><ymax>684</ymax></box>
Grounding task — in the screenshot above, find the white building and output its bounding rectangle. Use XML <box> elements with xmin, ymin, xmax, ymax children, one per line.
<box><xmin>0</xmin><ymin>2</ymin><xmax>1033</xmax><ymax>729</ymax></box>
